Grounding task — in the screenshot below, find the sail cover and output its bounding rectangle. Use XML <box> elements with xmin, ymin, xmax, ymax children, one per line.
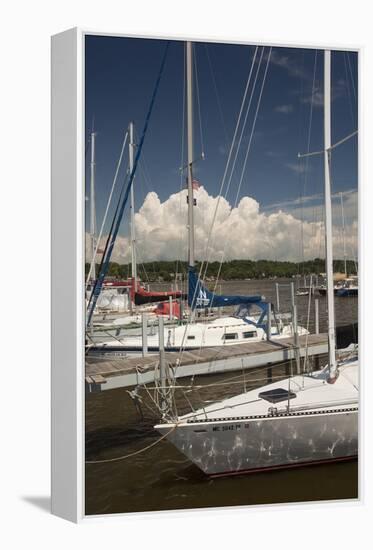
<box><xmin>188</xmin><ymin>267</ymin><xmax>264</xmax><ymax>310</ymax></box>
<box><xmin>134</xmin><ymin>286</ymin><xmax>186</xmax><ymax>306</ymax></box>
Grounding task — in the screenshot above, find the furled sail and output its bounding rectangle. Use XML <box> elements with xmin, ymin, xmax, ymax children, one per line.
<box><xmin>188</xmin><ymin>267</ymin><xmax>264</xmax><ymax>310</ymax></box>
<box><xmin>134</xmin><ymin>285</ymin><xmax>186</xmax><ymax>306</ymax></box>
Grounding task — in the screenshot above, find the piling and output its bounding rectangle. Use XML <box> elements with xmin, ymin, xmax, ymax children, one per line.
<box><xmin>275</xmin><ymin>282</ymin><xmax>280</xmax><ymax>311</ymax></box>
<box><xmin>158</xmin><ymin>316</ymin><xmax>167</xmax><ymax>412</ymax></box>
<box><xmin>266</xmin><ymin>302</ymin><xmax>271</xmax><ymax>341</ymax></box>
<box><xmin>141</xmin><ymin>313</ymin><xmax>148</xmax><ymax>357</ymax></box>
<box><xmin>290</xmin><ymin>282</ymin><xmax>301</xmax><ymax>375</ymax></box>
<box><xmin>169</xmin><ymin>296</ymin><xmax>173</xmax><ymax>321</ymax></box>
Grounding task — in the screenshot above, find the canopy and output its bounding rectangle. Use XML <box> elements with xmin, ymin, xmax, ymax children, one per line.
<box><xmin>188</xmin><ymin>267</ymin><xmax>264</xmax><ymax>310</ymax></box>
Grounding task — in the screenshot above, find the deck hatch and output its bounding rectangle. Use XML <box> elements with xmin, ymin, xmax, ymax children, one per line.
<box><xmin>258</xmin><ymin>387</ymin><xmax>297</xmax><ymax>403</ymax></box>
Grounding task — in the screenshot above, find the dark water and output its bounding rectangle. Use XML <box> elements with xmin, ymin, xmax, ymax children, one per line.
<box><xmin>85</xmin><ymin>279</ymin><xmax>358</xmax><ymax>515</ymax></box>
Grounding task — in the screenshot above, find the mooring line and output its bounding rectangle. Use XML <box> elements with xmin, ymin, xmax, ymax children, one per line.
<box><xmin>85</xmin><ymin>424</ymin><xmax>177</xmax><ymax>465</ymax></box>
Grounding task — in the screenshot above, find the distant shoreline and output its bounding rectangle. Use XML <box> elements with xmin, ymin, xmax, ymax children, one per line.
<box><xmin>85</xmin><ymin>258</ymin><xmax>357</xmax><ymax>283</ymax></box>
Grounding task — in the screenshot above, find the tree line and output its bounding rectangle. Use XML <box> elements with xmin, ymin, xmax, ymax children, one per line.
<box><xmin>85</xmin><ymin>258</ymin><xmax>357</xmax><ymax>282</ymax></box>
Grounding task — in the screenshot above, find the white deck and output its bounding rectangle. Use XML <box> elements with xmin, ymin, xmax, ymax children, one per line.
<box><xmin>176</xmin><ymin>359</ymin><xmax>359</xmax><ymax>424</ymax></box>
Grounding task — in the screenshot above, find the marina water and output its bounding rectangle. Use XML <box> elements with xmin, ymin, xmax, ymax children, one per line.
<box><xmin>85</xmin><ymin>278</ymin><xmax>358</xmax><ymax>515</ymax></box>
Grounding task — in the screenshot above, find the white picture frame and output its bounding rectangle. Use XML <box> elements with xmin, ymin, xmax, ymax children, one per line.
<box><xmin>51</xmin><ymin>27</ymin><xmax>361</xmax><ymax>524</ymax></box>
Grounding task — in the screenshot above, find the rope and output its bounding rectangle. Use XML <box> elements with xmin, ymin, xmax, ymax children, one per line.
<box><xmin>85</xmin><ymin>423</ymin><xmax>177</xmax><ymax>464</ymax></box>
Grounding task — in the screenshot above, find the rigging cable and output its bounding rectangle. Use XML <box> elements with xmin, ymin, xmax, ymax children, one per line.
<box><xmin>196</xmin><ymin>45</ymin><xmax>259</xmax><ymax>288</ymax></box>
<box><xmin>202</xmin><ymin>47</ymin><xmax>265</xmax><ymax>282</ymax></box>
<box><xmin>86</xmin><ymin>42</ymin><xmax>170</xmax><ymax>327</ymax></box>
<box><xmin>177</xmin><ymin>47</ymin><xmax>271</xmax><ymax>368</ymax></box>
<box><xmin>175</xmin><ymin>43</ymin><xmax>187</xmax><ymax>289</ymax></box>
<box><xmin>194</xmin><ymin>45</ymin><xmax>206</xmax><ymax>159</ymax></box>
<box><xmin>204</xmin><ymin>44</ymin><xmax>230</xmax><ymax>148</ymax></box>
<box><xmin>343</xmin><ymin>52</ymin><xmax>357</xmax><ymax>158</ymax></box>
<box><xmin>206</xmin><ymin>47</ymin><xmax>272</xmax><ymax>297</ymax></box>
<box><xmin>206</xmin><ymin>47</ymin><xmax>271</xmax><ymax>294</ymax></box>
<box><xmin>85</xmin><ymin>130</ymin><xmax>128</xmax><ymax>288</ymax></box>
<box><xmin>346</xmin><ymin>52</ymin><xmax>357</xmax><ymax>102</ymax></box>
<box><xmin>300</xmin><ymin>50</ymin><xmax>318</xmax><ymax>276</ymax></box>
<box><xmin>176</xmin><ymin>46</ymin><xmax>262</xmax><ymax>364</ymax></box>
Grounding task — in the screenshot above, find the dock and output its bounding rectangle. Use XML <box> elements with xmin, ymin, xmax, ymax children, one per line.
<box><xmin>85</xmin><ymin>333</ymin><xmax>328</xmax><ymax>392</ymax></box>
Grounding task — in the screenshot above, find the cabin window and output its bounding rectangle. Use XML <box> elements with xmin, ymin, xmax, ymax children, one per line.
<box><xmin>187</xmin><ymin>335</ymin><xmax>195</xmax><ymax>340</ymax></box>
<box><xmin>243</xmin><ymin>331</ymin><xmax>257</xmax><ymax>339</ymax></box>
<box><xmin>223</xmin><ymin>333</ymin><xmax>238</xmax><ymax>340</ymax></box>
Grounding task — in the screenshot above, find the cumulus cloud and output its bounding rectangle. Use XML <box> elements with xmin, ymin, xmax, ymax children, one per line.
<box><xmin>86</xmin><ymin>186</ymin><xmax>358</xmax><ymax>264</ymax></box>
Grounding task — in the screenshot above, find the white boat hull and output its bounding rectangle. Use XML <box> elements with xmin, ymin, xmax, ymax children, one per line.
<box><xmin>156</xmin><ymin>407</ymin><xmax>357</xmax><ymax>476</ymax></box>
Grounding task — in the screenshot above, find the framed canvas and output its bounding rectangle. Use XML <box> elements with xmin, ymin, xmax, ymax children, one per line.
<box><xmin>51</xmin><ymin>28</ymin><xmax>359</xmax><ymax>523</ymax></box>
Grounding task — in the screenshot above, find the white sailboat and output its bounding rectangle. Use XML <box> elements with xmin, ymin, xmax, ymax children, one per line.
<box><xmin>91</xmin><ymin>43</ymin><xmax>308</xmax><ymax>354</ymax></box>
<box><xmin>92</xmin><ymin>312</ymin><xmax>308</xmax><ymax>353</ymax></box>
<box><xmin>154</xmin><ymin>47</ymin><xmax>358</xmax><ymax>476</ymax></box>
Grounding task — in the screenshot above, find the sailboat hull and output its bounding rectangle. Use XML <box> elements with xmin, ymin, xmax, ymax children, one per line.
<box><xmin>336</xmin><ymin>288</ymin><xmax>358</xmax><ymax>297</ymax></box>
<box><xmin>156</xmin><ymin>408</ymin><xmax>358</xmax><ymax>476</ymax></box>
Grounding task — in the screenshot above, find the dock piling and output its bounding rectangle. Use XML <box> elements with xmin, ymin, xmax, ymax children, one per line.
<box><xmin>169</xmin><ymin>296</ymin><xmax>173</xmax><ymax>321</ymax></box>
<box><xmin>275</xmin><ymin>283</ymin><xmax>280</xmax><ymax>311</ymax></box>
<box><xmin>158</xmin><ymin>316</ymin><xmax>167</xmax><ymax>412</ymax></box>
<box><xmin>266</xmin><ymin>302</ymin><xmax>271</xmax><ymax>341</ymax></box>
<box><xmin>141</xmin><ymin>313</ymin><xmax>148</xmax><ymax>356</ymax></box>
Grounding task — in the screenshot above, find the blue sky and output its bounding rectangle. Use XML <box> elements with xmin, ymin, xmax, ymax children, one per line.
<box><xmin>85</xmin><ymin>35</ymin><xmax>358</xmax><ymax>262</ymax></box>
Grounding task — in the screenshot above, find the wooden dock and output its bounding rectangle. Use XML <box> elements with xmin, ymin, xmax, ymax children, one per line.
<box><xmin>85</xmin><ymin>333</ymin><xmax>328</xmax><ymax>392</ymax></box>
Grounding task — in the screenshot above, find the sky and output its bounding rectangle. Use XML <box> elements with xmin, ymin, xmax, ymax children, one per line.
<box><xmin>85</xmin><ymin>35</ymin><xmax>358</xmax><ymax>264</ymax></box>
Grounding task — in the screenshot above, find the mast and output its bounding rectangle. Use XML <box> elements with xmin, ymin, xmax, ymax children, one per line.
<box><xmin>129</xmin><ymin>121</ymin><xmax>137</xmax><ymax>289</ymax></box>
<box><xmin>90</xmin><ymin>131</ymin><xmax>97</xmax><ymax>281</ymax></box>
<box><xmin>340</xmin><ymin>191</ymin><xmax>347</xmax><ymax>277</ymax></box>
<box><xmin>186</xmin><ymin>41</ymin><xmax>195</xmax><ymax>267</ymax></box>
<box><xmin>323</xmin><ymin>50</ymin><xmax>337</xmax><ymax>376</ymax></box>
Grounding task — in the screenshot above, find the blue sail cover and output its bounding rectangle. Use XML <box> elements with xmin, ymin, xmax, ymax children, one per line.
<box><xmin>188</xmin><ymin>267</ymin><xmax>264</xmax><ymax>310</ymax></box>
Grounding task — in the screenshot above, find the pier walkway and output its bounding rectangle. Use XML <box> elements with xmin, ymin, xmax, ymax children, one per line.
<box><xmin>85</xmin><ymin>333</ymin><xmax>328</xmax><ymax>392</ymax></box>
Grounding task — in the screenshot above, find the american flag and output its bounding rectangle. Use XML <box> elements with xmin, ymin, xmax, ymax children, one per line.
<box><xmin>185</xmin><ymin>179</ymin><xmax>201</xmax><ymax>190</ymax></box>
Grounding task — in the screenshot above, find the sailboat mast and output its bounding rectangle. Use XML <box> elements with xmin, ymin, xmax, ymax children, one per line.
<box><xmin>340</xmin><ymin>191</ymin><xmax>347</xmax><ymax>277</ymax></box>
<box><xmin>90</xmin><ymin>131</ymin><xmax>97</xmax><ymax>281</ymax></box>
<box><xmin>129</xmin><ymin>121</ymin><xmax>137</xmax><ymax>289</ymax></box>
<box><xmin>186</xmin><ymin>41</ymin><xmax>195</xmax><ymax>267</ymax></box>
<box><xmin>323</xmin><ymin>50</ymin><xmax>337</xmax><ymax>375</ymax></box>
